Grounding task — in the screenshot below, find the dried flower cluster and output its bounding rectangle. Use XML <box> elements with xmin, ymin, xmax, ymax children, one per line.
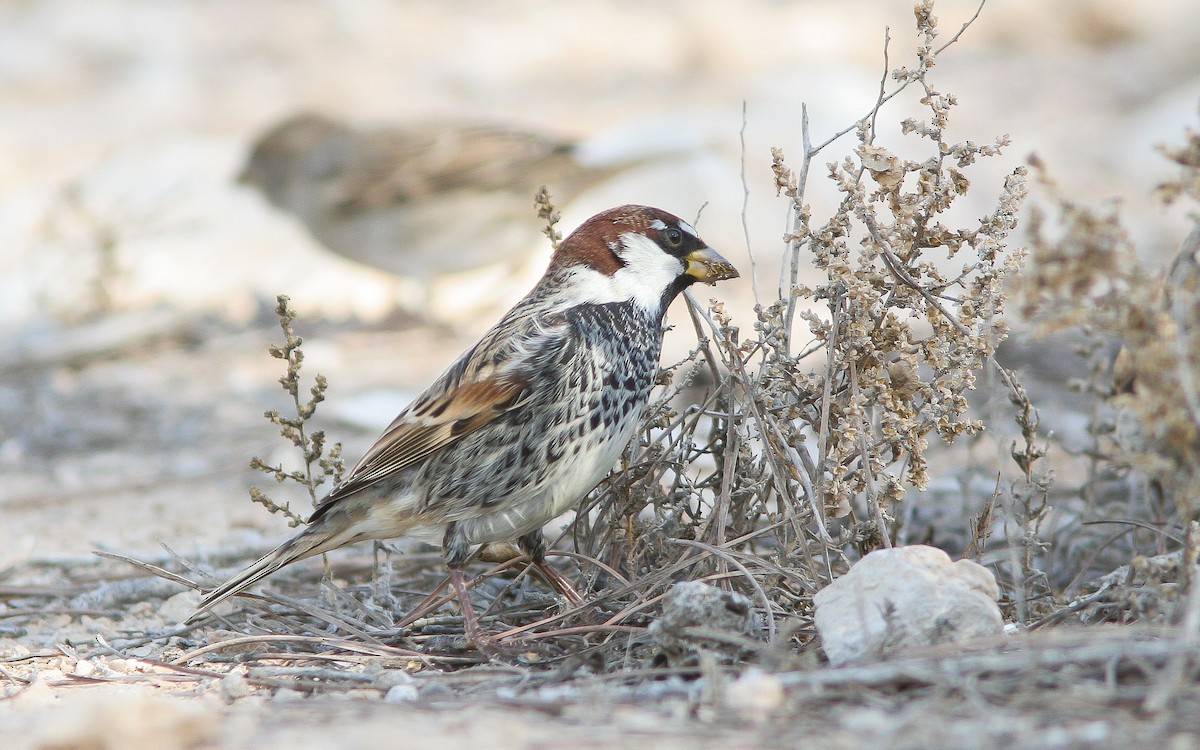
<box><xmin>534</xmin><ymin>185</ymin><xmax>563</xmax><ymax>251</ymax></box>
<box><xmin>248</xmin><ymin>294</ymin><xmax>345</xmax><ymax>526</ymax></box>
<box><xmin>731</xmin><ymin>1</ymin><xmax>1023</xmax><ymax>553</ymax></box>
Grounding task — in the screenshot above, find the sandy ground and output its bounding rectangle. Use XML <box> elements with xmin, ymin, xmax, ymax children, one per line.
<box><xmin>2</xmin><ymin>1</ymin><xmax>1200</xmax><ymax>747</ymax></box>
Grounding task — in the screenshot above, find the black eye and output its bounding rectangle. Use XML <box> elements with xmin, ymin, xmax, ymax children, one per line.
<box><xmin>663</xmin><ymin>227</ymin><xmax>684</xmax><ymax>247</ymax></box>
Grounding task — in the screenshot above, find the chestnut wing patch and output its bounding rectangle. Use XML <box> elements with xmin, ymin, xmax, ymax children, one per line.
<box><xmin>312</xmin><ymin>376</ymin><xmax>529</xmax><ymax>513</ymax></box>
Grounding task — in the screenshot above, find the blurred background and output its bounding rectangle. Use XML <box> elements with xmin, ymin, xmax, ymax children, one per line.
<box><xmin>1</xmin><ymin>0</ymin><xmax>1198</xmax><ymax>561</ymax></box>
<box><xmin>2</xmin><ymin>0</ymin><xmax>1198</xmax><ymax>325</ymax></box>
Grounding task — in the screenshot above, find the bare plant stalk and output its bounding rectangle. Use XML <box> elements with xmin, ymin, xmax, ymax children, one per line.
<box><xmin>248</xmin><ymin>294</ymin><xmax>346</xmax><ymax>527</ymax></box>
<box><xmin>994</xmin><ymin>363</ymin><xmax>1051</xmax><ymax>623</ymax></box>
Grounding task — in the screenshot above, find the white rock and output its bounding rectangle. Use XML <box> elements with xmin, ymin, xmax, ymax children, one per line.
<box><xmin>725</xmin><ymin>669</ymin><xmax>784</xmax><ymax>717</ymax></box>
<box><xmin>384</xmin><ymin>684</ymin><xmax>419</xmax><ymax>703</ymax></box>
<box><xmin>219</xmin><ymin>672</ymin><xmax>253</xmax><ymax>701</ymax></box>
<box><xmin>813</xmin><ymin>545</ymin><xmax>1003</xmax><ymax>666</ymax></box>
<box><xmin>270</xmin><ymin>687</ymin><xmax>305</xmax><ymax>703</ymax></box>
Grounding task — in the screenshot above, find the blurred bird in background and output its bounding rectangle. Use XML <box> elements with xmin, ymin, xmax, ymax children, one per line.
<box><xmin>239</xmin><ymin>113</ymin><xmax>649</xmax><ymax>281</ymax></box>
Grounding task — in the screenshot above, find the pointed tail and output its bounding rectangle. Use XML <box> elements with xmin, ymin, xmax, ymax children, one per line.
<box><xmin>187</xmin><ymin>521</ymin><xmax>357</xmax><ymax>622</ymax></box>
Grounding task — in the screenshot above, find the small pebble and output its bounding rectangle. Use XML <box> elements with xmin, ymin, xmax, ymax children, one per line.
<box><xmin>726</xmin><ymin>669</ymin><xmax>784</xmax><ymax>716</ymax></box>
<box><xmin>384</xmin><ymin>684</ymin><xmax>419</xmax><ymax>703</ymax></box>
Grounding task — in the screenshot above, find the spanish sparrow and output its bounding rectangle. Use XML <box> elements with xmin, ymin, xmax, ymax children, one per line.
<box><xmin>239</xmin><ymin>113</ymin><xmax>636</xmax><ymax>279</ymax></box>
<box><xmin>189</xmin><ymin>205</ymin><xmax>738</xmax><ymax>643</ymax></box>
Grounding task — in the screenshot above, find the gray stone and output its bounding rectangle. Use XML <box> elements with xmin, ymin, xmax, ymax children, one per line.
<box><xmin>649</xmin><ymin>581</ymin><xmax>763</xmax><ymax>665</ymax></box>
<box><xmin>813</xmin><ymin>545</ymin><xmax>1003</xmax><ymax>666</ymax></box>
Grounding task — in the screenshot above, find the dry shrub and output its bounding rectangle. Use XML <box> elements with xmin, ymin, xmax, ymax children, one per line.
<box><xmin>1015</xmin><ymin>111</ymin><xmax>1200</xmax><ymax>626</ymax></box>
<box><xmin>563</xmin><ymin>0</ymin><xmax>1027</xmax><ymax>646</ymax></box>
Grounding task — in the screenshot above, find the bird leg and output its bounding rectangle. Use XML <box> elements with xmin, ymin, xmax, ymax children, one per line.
<box><xmin>446</xmin><ymin>565</ymin><xmax>486</xmax><ymax>648</ymax></box>
<box><xmin>518</xmin><ymin>530</ymin><xmax>584</xmax><ymax>607</ymax></box>
<box><xmin>443</xmin><ymin>523</ymin><xmax>488</xmax><ymax>647</ymax></box>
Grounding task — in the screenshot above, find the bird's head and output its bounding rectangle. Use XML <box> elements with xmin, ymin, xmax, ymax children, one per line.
<box><xmin>547</xmin><ymin>205</ymin><xmax>739</xmax><ymax>317</ymax></box>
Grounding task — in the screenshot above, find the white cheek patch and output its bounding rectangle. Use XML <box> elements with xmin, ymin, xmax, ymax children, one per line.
<box><xmin>555</xmin><ymin>232</ymin><xmax>684</xmax><ymax>313</ymax></box>
<box><xmin>611</xmin><ymin>231</ymin><xmax>685</xmax><ymax>312</ymax></box>
<box><xmin>554</xmin><ymin>266</ymin><xmax>628</xmax><ymax>310</ymax></box>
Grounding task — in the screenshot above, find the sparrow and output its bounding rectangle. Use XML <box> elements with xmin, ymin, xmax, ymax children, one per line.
<box><xmin>189</xmin><ymin>205</ymin><xmax>738</xmax><ymax>644</ymax></box>
<box><xmin>239</xmin><ymin>113</ymin><xmax>636</xmax><ymax>279</ymax></box>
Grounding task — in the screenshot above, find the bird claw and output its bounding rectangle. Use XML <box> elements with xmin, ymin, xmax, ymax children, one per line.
<box><xmin>532</xmin><ymin>560</ymin><xmax>585</xmax><ymax>608</ymax></box>
<box><xmin>448</xmin><ymin>566</ymin><xmax>495</xmax><ymax>652</ymax></box>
